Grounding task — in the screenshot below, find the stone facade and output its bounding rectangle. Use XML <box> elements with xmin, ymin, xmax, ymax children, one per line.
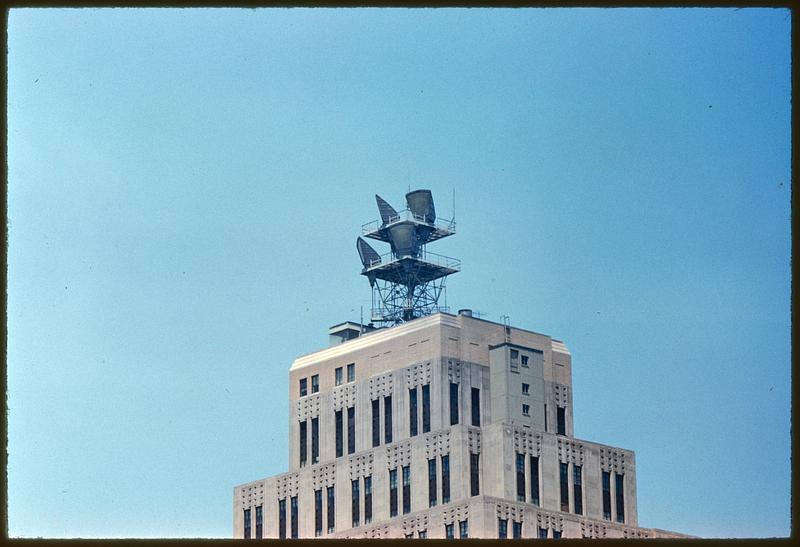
<box><xmin>233</xmin><ymin>312</ymin><xmax>690</xmax><ymax>539</ymax></box>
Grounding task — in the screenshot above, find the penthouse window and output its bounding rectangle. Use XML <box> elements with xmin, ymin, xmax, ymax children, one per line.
<box><xmin>243</xmin><ymin>507</ymin><xmax>251</xmax><ymax>539</ymax></box>
<box><xmin>615</xmin><ymin>473</ymin><xmax>625</xmax><ymax>523</ymax></box>
<box><xmin>327</xmin><ymin>486</ymin><xmax>335</xmax><ymax>533</ymax></box>
<box><xmin>278</xmin><ymin>498</ymin><xmax>286</xmax><ymax>539</ymax></box>
<box><xmin>559</xmin><ymin>462</ymin><xmax>569</xmax><ymax>512</ymax></box>
<box><xmin>428</xmin><ymin>458</ymin><xmax>437</xmax><ymax>507</ymax></box>
<box><xmin>335</xmin><ymin>410</ymin><xmax>343</xmax><ymax>458</ymax></box>
<box><xmin>498</xmin><ymin>518</ymin><xmax>508</xmax><ymax>539</ymax></box>
<box><xmin>311</xmin><ymin>417</ymin><xmax>319</xmax><ymax>464</ymax></box>
<box><xmin>299</xmin><ymin>378</ymin><xmax>307</xmax><ymax>397</ymax></box>
<box><xmin>470</xmin><ymin>453</ymin><xmax>480</xmax><ymax>496</ymax></box>
<box><xmin>372</xmin><ymin>399</ymin><xmax>380</xmax><ymax>447</ymax></box>
<box><xmin>538</xmin><ymin>528</ymin><xmax>548</xmax><ymax>539</ymax></box>
<box><xmin>418</xmin><ymin>530</ymin><xmax>427</xmax><ymax>538</ymax></box>
<box><xmin>290</xmin><ymin>496</ymin><xmax>298</xmax><ymax>539</ymax></box>
<box><xmin>402</xmin><ymin>465</ymin><xmax>411</xmax><ymax>514</ymax></box>
<box><xmin>422</xmin><ymin>383</ymin><xmax>431</xmax><ymax>433</ymax></box>
<box><xmin>557</xmin><ymin>406</ymin><xmax>566</xmax><ymax>436</ymax></box>
<box><xmin>409</xmin><ymin>387</ymin><xmax>418</xmax><ymax>437</ymax></box>
<box><xmin>351</xmin><ymin>479</ymin><xmax>360</xmax><ymax>528</ymax></box>
<box><xmin>311</xmin><ymin>374</ymin><xmax>319</xmax><ymax>394</ymax></box>
<box><xmin>389</xmin><ymin>468</ymin><xmax>398</xmax><ymax>517</ymax></box>
<box><xmin>364</xmin><ymin>475</ymin><xmax>373</xmax><ymax>524</ymax></box>
<box><xmin>347</xmin><ymin>406</ymin><xmax>356</xmax><ymax>454</ymax></box>
<box><xmin>459</xmin><ymin>520</ymin><xmax>469</xmax><ymax>539</ymax></box>
<box><xmin>255</xmin><ymin>505</ymin><xmax>263</xmax><ymax>539</ymax></box>
<box><xmin>449</xmin><ymin>383</ymin><xmax>459</xmax><ymax>425</ymax></box>
<box><xmin>335</xmin><ymin>366</ymin><xmax>343</xmax><ymax>386</ymax></box>
<box><xmin>573</xmin><ymin>464</ymin><xmax>583</xmax><ymax>515</ymax></box>
<box><xmin>602</xmin><ymin>471</ymin><xmax>612</xmax><ymax>520</ymax></box>
<box><xmin>299</xmin><ymin>420</ymin><xmax>307</xmax><ymax>467</ymax></box>
<box><xmin>553</xmin><ymin>530</ymin><xmax>562</xmax><ymax>539</ymax></box>
<box><xmin>384</xmin><ymin>396</ymin><xmax>393</xmax><ymax>444</ymax></box>
<box><xmin>445</xmin><ymin>523</ymin><xmax>455</xmax><ymax>539</ymax></box>
<box><xmin>441</xmin><ymin>454</ymin><xmax>451</xmax><ymax>503</ymax></box>
<box><xmin>471</xmin><ymin>387</ymin><xmax>480</xmax><ymax>426</ymax></box>
<box><xmin>521</xmin><ymin>354</ymin><xmax>529</xmax><ymax>367</ymax></box>
<box><xmin>530</xmin><ymin>455</ymin><xmax>540</xmax><ymax>506</ymax></box>
<box><xmin>314</xmin><ymin>489</ymin><xmax>322</xmax><ymax>537</ymax></box>
<box><xmin>512</xmin><ymin>521</ymin><xmax>522</xmax><ymax>539</ymax></box>
<box><xmin>515</xmin><ymin>453</ymin><xmax>525</xmax><ymax>502</ymax></box>
<box><xmin>347</xmin><ymin>362</ymin><xmax>355</xmax><ymax>382</ymax></box>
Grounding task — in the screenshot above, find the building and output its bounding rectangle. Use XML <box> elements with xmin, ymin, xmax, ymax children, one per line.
<box><xmin>232</xmin><ymin>311</ymin><xmax>690</xmax><ymax>539</ymax></box>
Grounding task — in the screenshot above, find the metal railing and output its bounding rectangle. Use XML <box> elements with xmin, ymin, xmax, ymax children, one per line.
<box><xmin>361</xmin><ymin>209</ymin><xmax>456</xmax><ymax>235</ymax></box>
<box><xmin>364</xmin><ymin>249</ymin><xmax>461</xmax><ymax>271</ymax></box>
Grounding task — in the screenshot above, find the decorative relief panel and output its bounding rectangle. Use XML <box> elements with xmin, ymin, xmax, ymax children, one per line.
<box><xmin>581</xmin><ymin>520</ymin><xmax>608</xmax><ymax>538</ymax></box>
<box><xmin>511</xmin><ymin>426</ymin><xmax>543</xmax><ymax>457</ymax></box>
<box><xmin>495</xmin><ymin>502</ymin><xmax>525</xmax><ymax>522</ymax></box>
<box><xmin>424</xmin><ymin>430</ymin><xmax>451</xmax><ymax>459</ymax></box>
<box><xmin>624</xmin><ymin>528</ymin><xmax>650</xmax><ymax>538</ymax></box>
<box><xmin>275</xmin><ymin>473</ymin><xmax>300</xmax><ymax>500</ymax></box>
<box><xmin>311</xmin><ymin>463</ymin><xmax>336</xmax><ymax>490</ymax></box>
<box><xmin>557</xmin><ymin>438</ymin><xmax>585</xmax><ymax>465</ymax></box>
<box><xmin>442</xmin><ymin>504</ymin><xmax>469</xmax><ymax>524</ymax></box>
<box><xmin>332</xmin><ymin>383</ymin><xmax>357</xmax><ymax>411</ymax></box>
<box><xmin>599</xmin><ymin>447</ymin><xmax>628</xmax><ymax>473</ymax></box>
<box><xmin>467</xmin><ymin>428</ymin><xmax>482</xmax><ymax>453</ymax></box>
<box><xmin>402</xmin><ymin>513</ymin><xmax>429</xmax><ymax>535</ymax></box>
<box><xmin>405</xmin><ymin>361</ymin><xmax>432</xmax><ymax>387</ymax></box>
<box><xmin>240</xmin><ymin>482</ymin><xmax>265</xmax><ymax>507</ymax></box>
<box><xmin>368</xmin><ymin>372</ymin><xmax>394</xmax><ymax>399</ymax></box>
<box><xmin>554</xmin><ymin>383</ymin><xmax>569</xmax><ymax>407</ymax></box>
<box><xmin>386</xmin><ymin>441</ymin><xmax>412</xmax><ymax>469</ymax></box>
<box><xmin>447</xmin><ymin>360</ymin><xmax>462</xmax><ymax>383</ymax></box>
<box><xmin>295</xmin><ymin>393</ymin><xmax>320</xmax><ymax>420</ymax></box>
<box><xmin>536</xmin><ymin>511</ymin><xmax>563</xmax><ymax>533</ymax></box>
<box><xmin>348</xmin><ymin>453</ymin><xmax>374</xmax><ymax>480</ymax></box>
<box><xmin>365</xmin><ymin>524</ymin><xmax>389</xmax><ymax>538</ymax></box>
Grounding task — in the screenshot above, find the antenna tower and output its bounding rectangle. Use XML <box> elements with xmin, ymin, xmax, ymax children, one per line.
<box><xmin>356</xmin><ymin>190</ymin><xmax>459</xmax><ymax>326</ymax></box>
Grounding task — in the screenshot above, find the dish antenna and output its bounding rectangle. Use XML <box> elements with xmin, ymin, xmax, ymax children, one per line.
<box><xmin>357</xmin><ymin>190</ymin><xmax>459</xmax><ymax>326</ymax></box>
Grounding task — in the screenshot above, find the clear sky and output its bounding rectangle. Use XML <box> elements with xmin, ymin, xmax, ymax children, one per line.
<box><xmin>7</xmin><ymin>7</ymin><xmax>791</xmax><ymax>539</ymax></box>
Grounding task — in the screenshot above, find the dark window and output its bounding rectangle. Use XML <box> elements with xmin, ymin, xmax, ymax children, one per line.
<box><xmin>510</xmin><ymin>348</ymin><xmax>519</xmax><ymax>360</ymax></box>
<box><xmin>299</xmin><ymin>420</ymin><xmax>307</xmax><ymax>467</ymax></box>
<box><xmin>428</xmin><ymin>458</ymin><xmax>437</xmax><ymax>507</ymax></box>
<box><xmin>530</xmin><ymin>456</ymin><xmax>540</xmax><ymax>506</ymax></box>
<box><xmin>255</xmin><ymin>505</ymin><xmax>263</xmax><ymax>539</ymax></box>
<box><xmin>422</xmin><ymin>384</ymin><xmax>431</xmax><ymax>433</ymax></box>
<box><xmin>389</xmin><ymin>468</ymin><xmax>398</xmax><ymax>517</ymax></box>
<box><xmin>311</xmin><ymin>374</ymin><xmax>319</xmax><ymax>394</ymax></box>
<box><xmin>544</xmin><ymin>404</ymin><xmax>548</xmax><ymax>432</ymax></box>
<box><xmin>290</xmin><ymin>495</ymin><xmax>298</xmax><ymax>539</ymax></box>
<box><xmin>347</xmin><ymin>363</ymin><xmax>355</xmax><ymax>382</ymax></box>
<box><xmin>299</xmin><ymin>378</ymin><xmax>307</xmax><ymax>397</ymax></box>
<box><xmin>314</xmin><ymin>490</ymin><xmax>322</xmax><ymax>537</ymax></box>
<box><xmin>326</xmin><ymin>486</ymin><xmax>335</xmax><ymax>533</ymax></box>
<box><xmin>471</xmin><ymin>387</ymin><xmax>480</xmax><ymax>426</ymax></box>
<box><xmin>384</xmin><ymin>396</ymin><xmax>393</xmax><ymax>444</ymax></box>
<box><xmin>364</xmin><ymin>475</ymin><xmax>373</xmax><ymax>524</ymax></box>
<box><xmin>615</xmin><ymin>473</ymin><xmax>625</xmax><ymax>523</ymax></box>
<box><xmin>409</xmin><ymin>387</ymin><xmax>418</xmax><ymax>437</ymax></box>
<box><xmin>553</xmin><ymin>530</ymin><xmax>562</xmax><ymax>539</ymax></box>
<box><xmin>335</xmin><ymin>367</ymin><xmax>343</xmax><ymax>386</ymax></box>
<box><xmin>449</xmin><ymin>383</ymin><xmax>459</xmax><ymax>425</ymax></box>
<box><xmin>522</xmin><ymin>403</ymin><xmax>530</xmax><ymax>416</ymax></box>
<box><xmin>459</xmin><ymin>520</ymin><xmax>469</xmax><ymax>539</ymax></box>
<box><xmin>243</xmin><ymin>507</ymin><xmax>251</xmax><ymax>539</ymax></box>
<box><xmin>445</xmin><ymin>523</ymin><xmax>455</xmax><ymax>539</ymax></box>
<box><xmin>512</xmin><ymin>521</ymin><xmax>522</xmax><ymax>539</ymax></box>
<box><xmin>521</xmin><ymin>354</ymin><xmax>529</xmax><ymax>367</ymax></box>
<box><xmin>441</xmin><ymin>454</ymin><xmax>451</xmax><ymax>503</ymax></box>
<box><xmin>498</xmin><ymin>518</ymin><xmax>508</xmax><ymax>539</ymax></box>
<box><xmin>470</xmin><ymin>453</ymin><xmax>480</xmax><ymax>496</ymax></box>
<box><xmin>573</xmin><ymin>465</ymin><xmax>583</xmax><ymax>515</ymax></box>
<box><xmin>557</xmin><ymin>406</ymin><xmax>566</xmax><ymax>435</ymax></box>
<box><xmin>352</xmin><ymin>479</ymin><xmax>360</xmax><ymax>528</ymax></box>
<box><xmin>278</xmin><ymin>499</ymin><xmax>286</xmax><ymax>539</ymax></box>
<box><xmin>516</xmin><ymin>453</ymin><xmax>525</xmax><ymax>502</ymax></box>
<box><xmin>418</xmin><ymin>530</ymin><xmax>427</xmax><ymax>538</ymax></box>
<box><xmin>335</xmin><ymin>410</ymin><xmax>343</xmax><ymax>458</ymax></box>
<box><xmin>602</xmin><ymin>471</ymin><xmax>612</xmax><ymax>520</ymax></box>
<box><xmin>405</xmin><ymin>533</ymin><xmax>414</xmax><ymax>538</ymax></box>
<box><xmin>560</xmin><ymin>462</ymin><xmax>569</xmax><ymax>512</ymax></box>
<box><xmin>522</xmin><ymin>383</ymin><xmax>530</xmax><ymax>395</ymax></box>
<box><xmin>372</xmin><ymin>399</ymin><xmax>380</xmax><ymax>447</ymax></box>
<box><xmin>347</xmin><ymin>406</ymin><xmax>356</xmax><ymax>454</ymax></box>
<box><xmin>539</xmin><ymin>528</ymin><xmax>548</xmax><ymax>539</ymax></box>
<box><xmin>402</xmin><ymin>465</ymin><xmax>411</xmax><ymax>514</ymax></box>
<box><xmin>311</xmin><ymin>417</ymin><xmax>319</xmax><ymax>464</ymax></box>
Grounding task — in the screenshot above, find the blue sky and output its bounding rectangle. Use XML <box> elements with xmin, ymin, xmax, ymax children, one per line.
<box><xmin>7</xmin><ymin>8</ymin><xmax>791</xmax><ymax>538</ymax></box>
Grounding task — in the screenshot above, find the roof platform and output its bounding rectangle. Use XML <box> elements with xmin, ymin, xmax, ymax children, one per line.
<box><xmin>361</xmin><ymin>252</ymin><xmax>460</xmax><ymax>285</ymax></box>
<box><xmin>361</xmin><ymin>209</ymin><xmax>455</xmax><ymax>244</ymax></box>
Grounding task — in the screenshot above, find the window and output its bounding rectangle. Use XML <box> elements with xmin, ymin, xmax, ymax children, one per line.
<box><xmin>615</xmin><ymin>473</ymin><xmax>625</xmax><ymax>523</ymax></box>
<box><xmin>459</xmin><ymin>520</ymin><xmax>469</xmax><ymax>539</ymax></box>
<box><xmin>314</xmin><ymin>490</ymin><xmax>323</xmax><ymax>537</ymax></box>
<box><xmin>335</xmin><ymin>410</ymin><xmax>343</xmax><ymax>458</ymax></box>
<box><xmin>512</xmin><ymin>521</ymin><xmax>522</xmax><ymax>539</ymax></box>
<box><xmin>522</xmin><ymin>404</ymin><xmax>530</xmax><ymax>416</ymax></box>
<box><xmin>402</xmin><ymin>465</ymin><xmax>411</xmax><ymax>514</ymax></box>
<box><xmin>573</xmin><ymin>465</ymin><xmax>583</xmax><ymax>515</ymax></box>
<box><xmin>539</xmin><ymin>528</ymin><xmax>548</xmax><ymax>539</ymax></box>
<box><xmin>364</xmin><ymin>475</ymin><xmax>373</xmax><ymax>524</ymax></box>
<box><xmin>384</xmin><ymin>396</ymin><xmax>393</xmax><ymax>444</ymax></box>
<box><xmin>278</xmin><ymin>499</ymin><xmax>286</xmax><ymax>539</ymax></box>
<box><xmin>405</xmin><ymin>533</ymin><xmax>414</xmax><ymax>539</ymax></box>
<box><xmin>372</xmin><ymin>399</ymin><xmax>380</xmax><ymax>447</ymax></box>
<box><xmin>311</xmin><ymin>417</ymin><xmax>319</xmax><ymax>464</ymax></box>
<box><xmin>449</xmin><ymin>383</ymin><xmax>459</xmax><ymax>425</ymax></box>
<box><xmin>602</xmin><ymin>471</ymin><xmax>612</xmax><ymax>520</ymax></box>
<box><xmin>530</xmin><ymin>456</ymin><xmax>540</xmax><ymax>506</ymax></box>
<box><xmin>290</xmin><ymin>496</ymin><xmax>298</xmax><ymax>539</ymax></box>
<box><xmin>553</xmin><ymin>530</ymin><xmax>562</xmax><ymax>539</ymax></box>
<box><xmin>441</xmin><ymin>454</ymin><xmax>451</xmax><ymax>503</ymax></box>
<box><xmin>351</xmin><ymin>479</ymin><xmax>360</xmax><ymax>528</ymax></box>
<box><xmin>521</xmin><ymin>354</ymin><xmax>529</xmax><ymax>367</ymax></box>
<box><xmin>409</xmin><ymin>387</ymin><xmax>418</xmax><ymax>437</ymax></box>
<box><xmin>521</xmin><ymin>383</ymin><xmax>529</xmax><ymax>395</ymax></box>
<box><xmin>498</xmin><ymin>518</ymin><xmax>508</xmax><ymax>539</ymax></box>
<box><xmin>544</xmin><ymin>404</ymin><xmax>548</xmax><ymax>432</ymax></box>
<box><xmin>389</xmin><ymin>468</ymin><xmax>398</xmax><ymax>517</ymax></box>
<box><xmin>347</xmin><ymin>362</ymin><xmax>355</xmax><ymax>382</ymax></box>
<box><xmin>326</xmin><ymin>486</ymin><xmax>335</xmax><ymax>533</ymax></box>
<box><xmin>559</xmin><ymin>462</ymin><xmax>569</xmax><ymax>512</ymax></box>
<box><xmin>335</xmin><ymin>367</ymin><xmax>343</xmax><ymax>386</ymax></box>
<box><xmin>445</xmin><ymin>523</ymin><xmax>455</xmax><ymax>539</ymax></box>
<box><xmin>557</xmin><ymin>406</ymin><xmax>566</xmax><ymax>436</ymax></box>
<box><xmin>347</xmin><ymin>406</ymin><xmax>356</xmax><ymax>454</ymax></box>
<box><xmin>428</xmin><ymin>458</ymin><xmax>437</xmax><ymax>507</ymax></box>
<box><xmin>510</xmin><ymin>349</ymin><xmax>519</xmax><ymax>360</ymax></box>
<box><xmin>470</xmin><ymin>453</ymin><xmax>480</xmax><ymax>496</ymax></box>
<box><xmin>516</xmin><ymin>453</ymin><xmax>525</xmax><ymax>502</ymax></box>
<box><xmin>471</xmin><ymin>387</ymin><xmax>480</xmax><ymax>426</ymax></box>
<box><xmin>418</xmin><ymin>530</ymin><xmax>427</xmax><ymax>539</ymax></box>
<box><xmin>255</xmin><ymin>505</ymin><xmax>263</xmax><ymax>539</ymax></box>
<box><xmin>243</xmin><ymin>507</ymin><xmax>251</xmax><ymax>539</ymax></box>
<box><xmin>299</xmin><ymin>378</ymin><xmax>307</xmax><ymax>397</ymax></box>
<box><xmin>422</xmin><ymin>384</ymin><xmax>431</xmax><ymax>433</ymax></box>
<box><xmin>299</xmin><ymin>420</ymin><xmax>307</xmax><ymax>467</ymax></box>
<box><xmin>311</xmin><ymin>374</ymin><xmax>319</xmax><ymax>394</ymax></box>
